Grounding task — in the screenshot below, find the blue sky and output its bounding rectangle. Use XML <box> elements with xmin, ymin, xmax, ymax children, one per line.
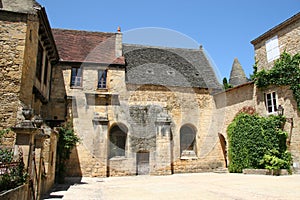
<box><xmin>39</xmin><ymin>0</ymin><xmax>299</xmax><ymax>80</ymax></box>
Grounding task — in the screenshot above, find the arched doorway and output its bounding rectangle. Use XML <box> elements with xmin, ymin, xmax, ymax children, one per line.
<box><xmin>109</xmin><ymin>124</ymin><xmax>128</xmax><ymax>158</ymax></box>
<box><xmin>218</xmin><ymin>133</ymin><xmax>228</xmax><ymax>167</ymax></box>
<box><xmin>136</xmin><ymin>150</ymin><xmax>150</xmax><ymax>175</ymax></box>
<box><xmin>180</xmin><ymin>125</ymin><xmax>196</xmax><ymax>156</ymax></box>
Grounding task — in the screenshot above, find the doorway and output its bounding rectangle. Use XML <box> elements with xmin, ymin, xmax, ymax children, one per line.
<box><xmin>136</xmin><ymin>151</ymin><xmax>150</xmax><ymax>175</ymax></box>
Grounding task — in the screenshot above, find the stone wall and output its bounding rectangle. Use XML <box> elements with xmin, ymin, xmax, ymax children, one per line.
<box><xmin>253</xmin><ymin>16</ymin><xmax>300</xmax><ymax>71</ymax></box>
<box><xmin>57</xmin><ymin>62</ymin><xmax>225</xmax><ymax>177</ymax></box>
<box><xmin>41</xmin><ymin>127</ymin><xmax>58</xmax><ymax>194</ymax></box>
<box><xmin>0</xmin><ymin>11</ymin><xmax>27</xmax><ymax>128</ymax></box>
<box><xmin>214</xmin><ymin>83</ymin><xmax>300</xmax><ymax>173</ymax></box>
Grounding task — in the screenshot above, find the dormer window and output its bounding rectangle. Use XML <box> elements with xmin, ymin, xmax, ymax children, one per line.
<box><xmin>266</xmin><ymin>36</ymin><xmax>280</xmax><ymax>63</ymax></box>
<box><xmin>98</xmin><ymin>70</ymin><xmax>107</xmax><ymax>89</ymax></box>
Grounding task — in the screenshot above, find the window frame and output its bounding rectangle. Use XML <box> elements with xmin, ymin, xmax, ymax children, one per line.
<box><xmin>265</xmin><ymin>91</ymin><xmax>278</xmax><ymax>114</ymax></box>
<box><xmin>70</xmin><ymin>67</ymin><xmax>83</xmax><ymax>87</ymax></box>
<box><xmin>180</xmin><ymin>125</ymin><xmax>196</xmax><ymax>156</ymax></box>
<box><xmin>266</xmin><ymin>35</ymin><xmax>280</xmax><ymax>63</ymax></box>
<box><xmin>109</xmin><ymin>127</ymin><xmax>127</xmax><ymax>159</ymax></box>
<box><xmin>36</xmin><ymin>42</ymin><xmax>44</xmax><ymax>82</ymax></box>
<box><xmin>97</xmin><ymin>69</ymin><xmax>107</xmax><ymax>89</ymax></box>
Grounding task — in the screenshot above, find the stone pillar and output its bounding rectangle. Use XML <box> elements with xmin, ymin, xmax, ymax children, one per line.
<box><xmin>154</xmin><ymin>113</ymin><xmax>172</xmax><ymax>175</ymax></box>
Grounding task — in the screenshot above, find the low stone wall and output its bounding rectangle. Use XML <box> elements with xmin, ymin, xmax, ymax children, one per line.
<box><xmin>243</xmin><ymin>169</ymin><xmax>289</xmax><ymax>176</ymax></box>
<box><xmin>0</xmin><ymin>184</ymin><xmax>29</xmax><ymax>200</ymax></box>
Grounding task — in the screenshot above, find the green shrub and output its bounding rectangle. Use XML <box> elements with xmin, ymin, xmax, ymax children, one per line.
<box><xmin>227</xmin><ymin>113</ymin><xmax>292</xmax><ymax>173</ymax></box>
<box><xmin>56</xmin><ymin>122</ymin><xmax>80</xmax><ymax>183</ymax></box>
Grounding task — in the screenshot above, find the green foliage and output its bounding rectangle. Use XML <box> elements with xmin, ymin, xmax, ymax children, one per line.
<box><xmin>222</xmin><ymin>77</ymin><xmax>233</xmax><ymax>90</ymax></box>
<box><xmin>260</xmin><ymin>149</ymin><xmax>292</xmax><ymax>172</ymax></box>
<box><xmin>0</xmin><ymin>129</ymin><xmax>28</xmax><ymax>191</ymax></box>
<box><xmin>56</xmin><ymin>122</ymin><xmax>80</xmax><ymax>183</ymax></box>
<box><xmin>253</xmin><ymin>52</ymin><xmax>300</xmax><ymax>110</ymax></box>
<box><xmin>227</xmin><ymin>113</ymin><xmax>292</xmax><ymax>173</ymax></box>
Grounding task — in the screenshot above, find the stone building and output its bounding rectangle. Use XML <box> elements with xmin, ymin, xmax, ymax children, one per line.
<box><xmin>0</xmin><ymin>0</ymin><xmax>59</xmax><ymax>198</ymax></box>
<box><xmin>50</xmin><ymin>28</ymin><xmax>225</xmax><ymax>177</ymax></box>
<box><xmin>215</xmin><ymin>11</ymin><xmax>300</xmax><ymax>172</ymax></box>
<box><xmin>1</xmin><ymin>0</ymin><xmax>299</xmax><ymax>184</ymax></box>
<box><xmin>250</xmin><ymin>12</ymin><xmax>300</xmax><ymax>171</ymax></box>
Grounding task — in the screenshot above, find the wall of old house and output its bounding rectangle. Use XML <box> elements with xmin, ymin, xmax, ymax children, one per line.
<box><xmin>214</xmin><ymin>83</ymin><xmax>300</xmax><ymax>173</ymax></box>
<box><xmin>59</xmin><ymin>63</ymin><xmax>225</xmax><ymax>177</ymax></box>
<box><xmin>253</xmin><ymin>16</ymin><xmax>300</xmax><ymax>71</ymax></box>
<box><xmin>0</xmin><ymin>11</ymin><xmax>27</xmax><ymax>129</ymax></box>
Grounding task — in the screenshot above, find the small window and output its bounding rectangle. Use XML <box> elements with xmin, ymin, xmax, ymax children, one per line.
<box><xmin>36</xmin><ymin>42</ymin><xmax>43</xmax><ymax>81</ymax></box>
<box><xmin>43</xmin><ymin>56</ymin><xmax>49</xmax><ymax>85</ymax></box>
<box><xmin>180</xmin><ymin>125</ymin><xmax>196</xmax><ymax>155</ymax></box>
<box><xmin>266</xmin><ymin>36</ymin><xmax>280</xmax><ymax>63</ymax></box>
<box><xmin>109</xmin><ymin>125</ymin><xmax>127</xmax><ymax>158</ymax></box>
<box><xmin>265</xmin><ymin>92</ymin><xmax>278</xmax><ymax>113</ymax></box>
<box><xmin>98</xmin><ymin>70</ymin><xmax>107</xmax><ymax>89</ymax></box>
<box><xmin>71</xmin><ymin>67</ymin><xmax>82</xmax><ymax>87</ymax></box>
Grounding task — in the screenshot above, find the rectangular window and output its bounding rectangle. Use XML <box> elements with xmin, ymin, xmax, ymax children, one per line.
<box><xmin>266</xmin><ymin>36</ymin><xmax>280</xmax><ymax>63</ymax></box>
<box><xmin>98</xmin><ymin>70</ymin><xmax>107</xmax><ymax>89</ymax></box>
<box><xmin>265</xmin><ymin>92</ymin><xmax>278</xmax><ymax>113</ymax></box>
<box><xmin>36</xmin><ymin>42</ymin><xmax>43</xmax><ymax>81</ymax></box>
<box><xmin>71</xmin><ymin>67</ymin><xmax>82</xmax><ymax>87</ymax></box>
<box><xmin>43</xmin><ymin>56</ymin><xmax>49</xmax><ymax>85</ymax></box>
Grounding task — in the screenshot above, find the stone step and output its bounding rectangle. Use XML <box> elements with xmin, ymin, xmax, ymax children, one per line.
<box><xmin>213</xmin><ymin>168</ymin><xmax>229</xmax><ymax>173</ymax></box>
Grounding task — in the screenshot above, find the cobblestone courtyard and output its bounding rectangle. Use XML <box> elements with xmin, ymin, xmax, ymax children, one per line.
<box><xmin>44</xmin><ymin>173</ymin><xmax>300</xmax><ymax>200</ymax></box>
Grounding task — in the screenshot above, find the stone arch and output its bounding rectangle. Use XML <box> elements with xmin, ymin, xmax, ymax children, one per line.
<box><xmin>180</xmin><ymin>124</ymin><xmax>197</xmax><ymax>155</ymax></box>
<box><xmin>108</xmin><ymin>123</ymin><xmax>128</xmax><ymax>158</ymax></box>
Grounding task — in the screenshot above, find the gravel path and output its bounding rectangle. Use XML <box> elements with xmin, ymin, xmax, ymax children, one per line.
<box><xmin>43</xmin><ymin>173</ymin><xmax>300</xmax><ymax>200</ymax></box>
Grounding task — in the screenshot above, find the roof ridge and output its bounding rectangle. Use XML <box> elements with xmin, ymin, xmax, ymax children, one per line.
<box><xmin>123</xmin><ymin>43</ymin><xmax>202</xmax><ymax>51</ymax></box>
<box><xmin>51</xmin><ymin>28</ymin><xmax>117</xmax><ymax>35</ymax></box>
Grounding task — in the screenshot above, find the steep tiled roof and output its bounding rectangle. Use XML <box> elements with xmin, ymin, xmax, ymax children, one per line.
<box><xmin>123</xmin><ymin>44</ymin><xmax>221</xmax><ymax>89</ymax></box>
<box><xmin>52</xmin><ymin>29</ymin><xmax>125</xmax><ymax>65</ymax></box>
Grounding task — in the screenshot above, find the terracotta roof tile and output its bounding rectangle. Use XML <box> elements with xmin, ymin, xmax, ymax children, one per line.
<box><xmin>52</xmin><ymin>29</ymin><xmax>125</xmax><ymax>65</ymax></box>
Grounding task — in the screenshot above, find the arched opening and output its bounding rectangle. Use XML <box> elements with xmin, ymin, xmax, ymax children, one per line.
<box><xmin>218</xmin><ymin>133</ymin><xmax>228</xmax><ymax>167</ymax></box>
<box><xmin>109</xmin><ymin>124</ymin><xmax>128</xmax><ymax>158</ymax></box>
<box><xmin>180</xmin><ymin>125</ymin><xmax>196</xmax><ymax>156</ymax></box>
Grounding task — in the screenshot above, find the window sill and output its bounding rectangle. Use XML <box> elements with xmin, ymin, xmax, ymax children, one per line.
<box><xmin>180</xmin><ymin>150</ymin><xmax>197</xmax><ymax>160</ymax></box>
<box><xmin>109</xmin><ymin>156</ymin><xmax>126</xmax><ymax>161</ymax></box>
<box><xmin>96</xmin><ymin>88</ymin><xmax>108</xmax><ymax>92</ymax></box>
<box><xmin>180</xmin><ymin>156</ymin><xmax>198</xmax><ymax>160</ymax></box>
<box><xmin>70</xmin><ymin>86</ymin><xmax>83</xmax><ymax>90</ymax></box>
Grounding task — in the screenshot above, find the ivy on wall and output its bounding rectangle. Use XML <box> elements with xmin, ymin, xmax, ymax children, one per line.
<box><xmin>56</xmin><ymin>122</ymin><xmax>80</xmax><ymax>183</ymax></box>
<box><xmin>227</xmin><ymin>112</ymin><xmax>292</xmax><ymax>173</ymax></box>
<box><xmin>253</xmin><ymin>52</ymin><xmax>300</xmax><ymax>110</ymax></box>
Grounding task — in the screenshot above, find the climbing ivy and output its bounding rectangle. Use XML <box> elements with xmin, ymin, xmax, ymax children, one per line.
<box><xmin>227</xmin><ymin>112</ymin><xmax>292</xmax><ymax>173</ymax></box>
<box><xmin>253</xmin><ymin>52</ymin><xmax>300</xmax><ymax>110</ymax></box>
<box><xmin>56</xmin><ymin>122</ymin><xmax>80</xmax><ymax>183</ymax></box>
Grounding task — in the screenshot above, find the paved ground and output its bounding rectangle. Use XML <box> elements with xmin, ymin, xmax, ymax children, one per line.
<box><xmin>43</xmin><ymin>173</ymin><xmax>300</xmax><ymax>200</ymax></box>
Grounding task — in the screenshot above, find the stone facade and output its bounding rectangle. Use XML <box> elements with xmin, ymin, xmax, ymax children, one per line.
<box><xmin>0</xmin><ymin>11</ymin><xmax>27</xmax><ymax>128</ymax></box>
<box><xmin>50</xmin><ymin>29</ymin><xmax>225</xmax><ymax>177</ymax></box>
<box><xmin>214</xmin><ymin>82</ymin><xmax>300</xmax><ymax>172</ymax></box>
<box><xmin>250</xmin><ymin>12</ymin><xmax>300</xmax><ymax>172</ymax></box>
<box><xmin>0</xmin><ymin>0</ymin><xmax>60</xmax><ymax>198</ymax></box>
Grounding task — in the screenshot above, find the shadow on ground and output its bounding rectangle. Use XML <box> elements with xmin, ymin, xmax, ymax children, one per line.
<box><xmin>43</xmin><ymin>177</ymin><xmax>85</xmax><ymax>199</ymax></box>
